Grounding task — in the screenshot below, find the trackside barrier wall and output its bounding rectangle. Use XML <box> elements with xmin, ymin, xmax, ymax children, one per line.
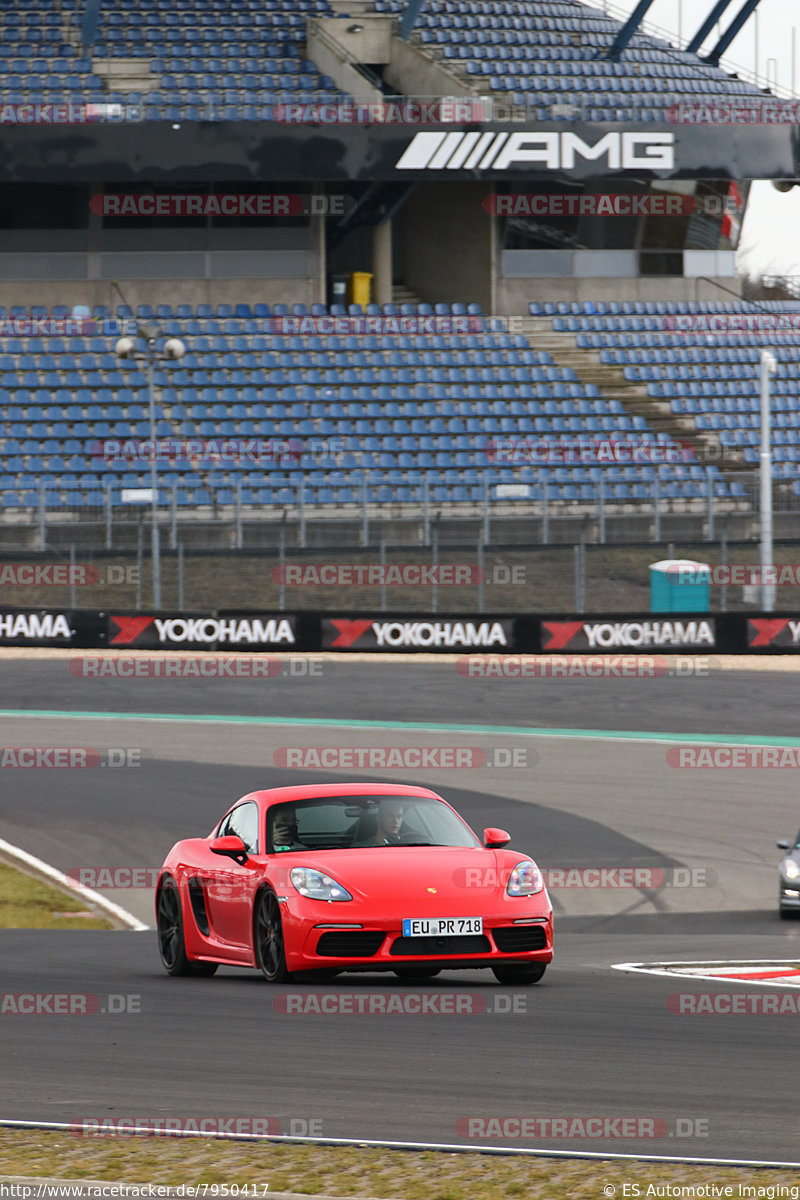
<box><xmin>1</xmin><ymin>609</ymin><xmax>800</xmax><ymax>652</ymax></box>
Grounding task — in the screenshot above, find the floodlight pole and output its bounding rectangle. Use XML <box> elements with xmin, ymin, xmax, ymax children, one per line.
<box><xmin>759</xmin><ymin>349</ymin><xmax>777</xmax><ymax>612</ymax></box>
<box><xmin>116</xmin><ymin>327</ymin><xmax>185</xmax><ymax>611</ymax></box>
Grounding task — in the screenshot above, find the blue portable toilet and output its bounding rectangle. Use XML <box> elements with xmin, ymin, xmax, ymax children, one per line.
<box><xmin>650</xmin><ymin>559</ymin><xmax>710</xmax><ymax>613</ymax></box>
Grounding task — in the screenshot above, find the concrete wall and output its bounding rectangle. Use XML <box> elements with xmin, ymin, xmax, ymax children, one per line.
<box><xmin>498</xmin><ymin>272</ymin><xmax>744</xmax><ymax>312</ymax></box>
<box><xmin>400</xmin><ymin>183</ymin><xmax>492</xmax><ymax>309</ymax></box>
<box><xmin>384</xmin><ymin>34</ymin><xmax>473</xmax><ymax>98</ymax></box>
<box><xmin>0</xmin><ymin>277</ymin><xmax>319</xmax><ymax>310</ymax></box>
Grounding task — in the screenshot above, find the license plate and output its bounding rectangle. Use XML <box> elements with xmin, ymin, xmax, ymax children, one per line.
<box><xmin>402</xmin><ymin>917</ymin><xmax>483</xmax><ymax>937</ymax></box>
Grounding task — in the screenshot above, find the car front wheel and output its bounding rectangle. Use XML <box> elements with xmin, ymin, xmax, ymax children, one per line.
<box><xmin>492</xmin><ymin>963</ymin><xmax>547</xmax><ymax>985</ymax></box>
<box><xmin>157</xmin><ymin>878</ymin><xmax>217</xmax><ymax>977</ymax></box>
<box><xmin>254</xmin><ymin>889</ymin><xmax>292</xmax><ymax>983</ymax></box>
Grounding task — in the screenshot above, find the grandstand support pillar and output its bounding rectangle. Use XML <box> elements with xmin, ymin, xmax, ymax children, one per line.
<box><xmin>372</xmin><ymin>220</ymin><xmax>392</xmax><ymax>307</ymax></box>
<box><xmin>685</xmin><ymin>0</ymin><xmax>735</xmax><ymax>56</ymax></box>
<box><xmin>147</xmin><ymin>355</ymin><xmax>162</xmax><ymax>610</ymax></box>
<box><xmin>706</xmin><ymin>467</ymin><xmax>715</xmax><ymax>541</ymax></box>
<box><xmin>602</xmin><ymin>0</ymin><xmax>658</xmax><ymax>60</ymax></box>
<box><xmin>361</xmin><ymin>475</ymin><xmax>370</xmax><ymax>546</ymax></box>
<box><xmin>598</xmin><ymin>478</ymin><xmax>606</xmax><ymax>544</ymax></box>
<box><xmin>38</xmin><ymin>484</ymin><xmax>46</xmax><ymax>551</ymax></box>
<box><xmin>422</xmin><ymin>476</ymin><xmax>430</xmax><ymax>545</ymax></box>
<box><xmin>105</xmin><ymin>483</ymin><xmax>112</xmax><ymax>551</ymax></box>
<box><xmin>482</xmin><ymin>477</ymin><xmax>490</xmax><ymax>544</ymax></box>
<box><xmin>653</xmin><ymin>473</ymin><xmax>661</xmax><ymax>541</ymax></box>
<box><xmin>313</xmin><ymin>187</ymin><xmax>326</xmax><ymax>305</ymax></box>
<box><xmin>298</xmin><ymin>479</ymin><xmax>306</xmax><ymax>549</ymax></box>
<box><xmin>760</xmin><ymin>349</ymin><xmax>777</xmax><ymax>612</ymax></box>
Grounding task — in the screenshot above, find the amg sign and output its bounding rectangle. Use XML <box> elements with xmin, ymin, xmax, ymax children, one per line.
<box><xmin>396</xmin><ymin>131</ymin><xmax>676</xmax><ymax>173</ymax></box>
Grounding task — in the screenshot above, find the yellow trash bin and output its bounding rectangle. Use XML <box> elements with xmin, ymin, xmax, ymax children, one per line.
<box><xmin>347</xmin><ymin>271</ymin><xmax>373</xmax><ymax>307</ymax></box>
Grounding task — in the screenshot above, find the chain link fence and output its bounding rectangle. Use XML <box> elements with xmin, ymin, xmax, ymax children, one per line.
<box><xmin>2</xmin><ymin>538</ymin><xmax>800</xmax><ymax>614</ymax></box>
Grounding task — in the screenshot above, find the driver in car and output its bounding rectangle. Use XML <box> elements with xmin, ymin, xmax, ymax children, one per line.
<box><xmin>364</xmin><ymin>799</ymin><xmax>406</xmax><ymax>846</ymax></box>
<box><xmin>270</xmin><ymin>805</ymin><xmax>306</xmax><ymax>851</ymax></box>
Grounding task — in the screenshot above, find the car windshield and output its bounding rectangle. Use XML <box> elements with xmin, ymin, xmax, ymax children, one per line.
<box><xmin>267</xmin><ymin>795</ymin><xmax>481</xmax><ymax>852</ymax></box>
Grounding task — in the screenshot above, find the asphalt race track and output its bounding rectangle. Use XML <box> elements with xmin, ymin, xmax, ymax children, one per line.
<box><xmin>2</xmin><ymin>657</ymin><xmax>800</xmax><ymax>1162</ymax></box>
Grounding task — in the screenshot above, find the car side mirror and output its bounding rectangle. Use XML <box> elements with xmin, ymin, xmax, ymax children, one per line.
<box><xmin>210</xmin><ymin>835</ymin><xmax>248</xmax><ymax>865</ymax></box>
<box><xmin>777</xmin><ymin>839</ymin><xmax>791</xmax><ymax>851</ymax></box>
<box><xmin>484</xmin><ymin>827</ymin><xmax>511</xmax><ymax>849</ymax></box>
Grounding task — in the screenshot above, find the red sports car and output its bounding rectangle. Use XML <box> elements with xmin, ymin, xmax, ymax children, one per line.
<box><xmin>156</xmin><ymin>782</ymin><xmax>553</xmax><ymax>984</ymax></box>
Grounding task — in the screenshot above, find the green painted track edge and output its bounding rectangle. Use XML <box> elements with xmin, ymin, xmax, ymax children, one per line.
<box><xmin>0</xmin><ymin>709</ymin><xmax>798</xmax><ymax>747</ymax></box>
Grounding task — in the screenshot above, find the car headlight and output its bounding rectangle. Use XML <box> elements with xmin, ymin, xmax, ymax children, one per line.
<box><xmin>506</xmin><ymin>860</ymin><xmax>544</xmax><ymax>897</ymax></box>
<box><xmin>290</xmin><ymin>867</ymin><xmax>352</xmax><ymax>902</ymax></box>
<box><xmin>784</xmin><ymin>860</ymin><xmax>800</xmax><ymax>880</ymax></box>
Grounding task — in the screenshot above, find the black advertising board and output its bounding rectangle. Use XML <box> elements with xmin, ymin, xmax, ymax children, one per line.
<box><xmin>320</xmin><ymin>615</ymin><xmax>518</xmax><ymax>652</ymax></box>
<box><xmin>748</xmin><ymin>616</ymin><xmax>800</xmax><ymax>651</ymax></box>
<box><xmin>104</xmin><ymin>611</ymin><xmax>300</xmax><ymax>650</ymax></box>
<box><xmin>539</xmin><ymin>616</ymin><xmax>718</xmax><ymax>653</ymax></box>
<box><xmin>0</xmin><ymin>609</ymin><xmax>93</xmax><ymax>646</ymax></box>
<box><xmin>1</xmin><ymin>121</ymin><xmax>799</xmax><ymax>183</ymax></box>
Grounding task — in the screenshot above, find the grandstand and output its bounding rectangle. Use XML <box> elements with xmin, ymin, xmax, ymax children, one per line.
<box><xmin>0</xmin><ymin>0</ymin><xmax>797</xmax><ymax>538</ymax></box>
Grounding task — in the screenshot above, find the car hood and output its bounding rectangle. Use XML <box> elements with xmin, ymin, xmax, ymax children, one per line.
<box><xmin>270</xmin><ymin>845</ymin><xmax>537</xmax><ymax>901</ymax></box>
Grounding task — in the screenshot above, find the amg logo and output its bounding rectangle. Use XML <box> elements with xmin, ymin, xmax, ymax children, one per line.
<box><xmin>395</xmin><ymin>131</ymin><xmax>675</xmax><ymax>172</ymax></box>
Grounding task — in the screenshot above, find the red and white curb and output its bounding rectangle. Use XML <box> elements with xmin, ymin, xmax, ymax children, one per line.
<box><xmin>613</xmin><ymin>959</ymin><xmax>800</xmax><ymax>988</ymax></box>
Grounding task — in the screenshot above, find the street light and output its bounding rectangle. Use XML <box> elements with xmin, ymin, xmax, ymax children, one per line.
<box><xmin>759</xmin><ymin>348</ymin><xmax>778</xmax><ymax>613</ymax></box>
<box><xmin>115</xmin><ymin>326</ymin><xmax>186</xmax><ymax>609</ymax></box>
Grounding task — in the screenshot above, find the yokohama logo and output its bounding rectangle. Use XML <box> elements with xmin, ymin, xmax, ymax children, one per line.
<box><xmin>395</xmin><ymin>131</ymin><xmax>675</xmax><ymax>172</ymax></box>
<box><xmin>324</xmin><ymin>618</ymin><xmax>511</xmax><ymax>650</ymax></box>
<box><xmin>542</xmin><ymin>619</ymin><xmax>715</xmax><ymax>651</ymax></box>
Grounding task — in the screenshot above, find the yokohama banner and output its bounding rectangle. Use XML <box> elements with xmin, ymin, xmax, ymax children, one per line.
<box><xmin>748</xmin><ymin>617</ymin><xmax>800</xmax><ymax>651</ymax></box>
<box><xmin>540</xmin><ymin>617</ymin><xmax>717</xmax><ymax>652</ymax></box>
<box><xmin>105</xmin><ymin>612</ymin><xmax>298</xmax><ymax>649</ymax></box>
<box><xmin>0</xmin><ymin>607</ymin><xmax>769</xmax><ymax>653</ymax></box>
<box><xmin>321</xmin><ymin>616</ymin><xmax>519</xmax><ymax>652</ymax></box>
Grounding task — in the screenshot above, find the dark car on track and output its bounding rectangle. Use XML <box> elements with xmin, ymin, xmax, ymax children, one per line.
<box><xmin>777</xmin><ymin>831</ymin><xmax>800</xmax><ymax>917</ymax></box>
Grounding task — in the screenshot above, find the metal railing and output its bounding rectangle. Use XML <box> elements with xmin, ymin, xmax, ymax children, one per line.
<box><xmin>13</xmin><ymin>468</ymin><xmax>775</xmax><ymax>555</ymax></box>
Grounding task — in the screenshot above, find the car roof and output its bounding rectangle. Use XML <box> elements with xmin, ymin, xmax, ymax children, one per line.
<box><xmin>236</xmin><ymin>782</ymin><xmax>444</xmax><ymax>807</ymax></box>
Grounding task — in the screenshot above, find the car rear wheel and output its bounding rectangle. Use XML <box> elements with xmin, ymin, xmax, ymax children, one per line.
<box><xmin>393</xmin><ymin>968</ymin><xmax>442</xmax><ymax>980</ymax></box>
<box><xmin>492</xmin><ymin>963</ymin><xmax>547</xmax><ymax>985</ymax></box>
<box><xmin>157</xmin><ymin>878</ymin><xmax>217</xmax><ymax>977</ymax></box>
<box><xmin>780</xmin><ymin>907</ymin><xmax>797</xmax><ymax>920</ymax></box>
<box><xmin>254</xmin><ymin>889</ymin><xmax>292</xmax><ymax>983</ymax></box>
